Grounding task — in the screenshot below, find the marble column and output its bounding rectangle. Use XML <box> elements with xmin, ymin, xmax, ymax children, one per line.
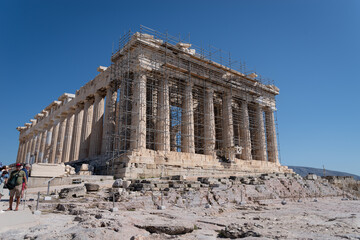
<box><xmin>20</xmin><ymin>141</ymin><xmax>26</xmax><ymax>163</ymax></box>
<box><xmin>240</xmin><ymin>101</ymin><xmax>252</xmax><ymax>160</ymax></box>
<box><xmin>170</xmin><ymin>127</ymin><xmax>178</xmax><ymax>152</ymax></box>
<box><xmin>265</xmin><ymin>108</ymin><xmax>279</xmax><ymax>164</ymax></box>
<box><xmin>155</xmin><ymin>78</ymin><xmax>170</xmax><ymax>151</ymax></box>
<box><xmin>79</xmin><ymin>97</ymin><xmax>94</xmax><ymax>159</ymax></box>
<box><xmin>204</xmin><ymin>88</ymin><xmax>216</xmax><ymax>155</ymax></box>
<box><xmin>255</xmin><ymin>104</ymin><xmax>267</xmax><ymax>161</ymax></box>
<box><xmin>54</xmin><ymin>114</ymin><xmax>67</xmax><ymax>163</ymax></box>
<box><xmin>28</xmin><ymin>134</ymin><xmax>37</xmax><ymax>163</ymax></box>
<box><xmin>43</xmin><ymin>124</ymin><xmax>54</xmax><ymax>163</ymax></box>
<box><xmin>101</xmin><ymin>84</ymin><xmax>117</xmax><ymax>154</ymax></box>
<box><xmin>16</xmin><ymin>141</ymin><xmax>23</xmax><ymax>163</ymax></box>
<box><xmin>23</xmin><ymin>138</ymin><xmax>30</xmax><ymax>163</ymax></box>
<box><xmin>34</xmin><ymin>130</ymin><xmax>44</xmax><ymax>163</ymax></box>
<box><xmin>181</xmin><ymin>82</ymin><xmax>195</xmax><ymax>153</ymax></box>
<box><xmin>62</xmin><ymin>108</ymin><xmax>75</xmax><ymax>163</ymax></box>
<box><xmin>222</xmin><ymin>93</ymin><xmax>234</xmax><ymax>149</ymax></box>
<box><xmin>130</xmin><ymin>73</ymin><xmax>147</xmax><ymax>150</ymax></box>
<box><xmin>38</xmin><ymin>128</ymin><xmax>48</xmax><ymax>163</ymax></box>
<box><xmin>20</xmin><ymin>140</ymin><xmax>26</xmax><ymax>163</ymax></box>
<box><xmin>18</xmin><ymin>141</ymin><xmax>24</xmax><ymax>163</ymax></box>
<box><xmin>89</xmin><ymin>92</ymin><xmax>105</xmax><ymax>157</ymax></box>
<box><xmin>21</xmin><ymin>138</ymin><xmax>29</xmax><ymax>163</ymax></box>
<box><xmin>49</xmin><ymin>120</ymin><xmax>60</xmax><ymax>163</ymax></box>
<box><xmin>69</xmin><ymin>103</ymin><xmax>84</xmax><ymax>161</ymax></box>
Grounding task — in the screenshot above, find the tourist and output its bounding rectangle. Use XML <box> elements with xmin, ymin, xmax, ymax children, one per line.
<box><xmin>22</xmin><ymin>164</ymin><xmax>30</xmax><ymax>179</ymax></box>
<box><xmin>0</xmin><ymin>170</ymin><xmax>9</xmax><ymax>200</ymax></box>
<box><xmin>6</xmin><ymin>163</ymin><xmax>27</xmax><ymax>211</ymax></box>
<box><xmin>21</xmin><ymin>164</ymin><xmax>30</xmax><ymax>197</ymax></box>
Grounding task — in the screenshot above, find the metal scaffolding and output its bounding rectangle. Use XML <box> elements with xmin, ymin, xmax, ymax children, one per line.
<box><xmin>104</xmin><ymin>25</ymin><xmax>280</xmax><ymax>166</ymax></box>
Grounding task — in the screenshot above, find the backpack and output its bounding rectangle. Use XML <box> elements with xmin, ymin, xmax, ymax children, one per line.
<box><xmin>5</xmin><ymin>172</ymin><xmax>19</xmax><ymax>190</ymax></box>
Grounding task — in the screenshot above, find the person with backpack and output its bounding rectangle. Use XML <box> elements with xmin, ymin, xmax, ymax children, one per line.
<box><xmin>6</xmin><ymin>163</ymin><xmax>27</xmax><ymax>211</ymax></box>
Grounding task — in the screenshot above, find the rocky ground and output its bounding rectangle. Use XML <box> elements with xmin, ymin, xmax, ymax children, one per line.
<box><xmin>0</xmin><ymin>174</ymin><xmax>359</xmax><ymax>240</ymax></box>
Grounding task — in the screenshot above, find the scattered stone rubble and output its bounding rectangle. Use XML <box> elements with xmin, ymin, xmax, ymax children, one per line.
<box><xmin>2</xmin><ymin>173</ymin><xmax>359</xmax><ymax>239</ymax></box>
<box><xmin>65</xmin><ymin>165</ymin><xmax>76</xmax><ymax>176</ymax></box>
<box><xmin>77</xmin><ymin>164</ymin><xmax>94</xmax><ymax>176</ymax></box>
<box><xmin>59</xmin><ymin>186</ymin><xmax>86</xmax><ymax>199</ymax></box>
<box><xmin>218</xmin><ymin>223</ymin><xmax>261</xmax><ymax>238</ymax></box>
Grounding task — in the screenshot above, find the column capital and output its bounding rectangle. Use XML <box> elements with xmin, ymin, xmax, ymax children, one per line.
<box><xmin>60</xmin><ymin>112</ymin><xmax>68</xmax><ymax>118</ymax></box>
<box><xmin>75</xmin><ymin>101</ymin><xmax>84</xmax><ymax>108</ymax></box>
<box><xmin>263</xmin><ymin>105</ymin><xmax>272</xmax><ymax>112</ymax></box>
<box><xmin>239</xmin><ymin>92</ymin><xmax>251</xmax><ymax>102</ymax></box>
<box><xmin>94</xmin><ymin>89</ymin><xmax>106</xmax><ymax>98</ymax></box>
<box><xmin>67</xmin><ymin>107</ymin><xmax>76</xmax><ymax>115</ymax></box>
<box><xmin>85</xmin><ymin>95</ymin><xmax>95</xmax><ymax>103</ymax></box>
<box><xmin>223</xmin><ymin>90</ymin><xmax>233</xmax><ymax>97</ymax></box>
<box><xmin>205</xmin><ymin>87</ymin><xmax>214</xmax><ymax>93</ymax></box>
<box><xmin>106</xmin><ymin>81</ymin><xmax>117</xmax><ymax>90</ymax></box>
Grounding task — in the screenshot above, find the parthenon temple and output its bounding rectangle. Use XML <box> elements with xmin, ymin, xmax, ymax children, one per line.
<box><xmin>16</xmin><ymin>26</ymin><xmax>292</xmax><ymax>178</ymax></box>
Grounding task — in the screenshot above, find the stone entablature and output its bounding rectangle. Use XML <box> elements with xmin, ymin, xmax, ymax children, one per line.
<box><xmin>16</xmin><ymin>30</ymin><xmax>291</xmax><ymax>178</ymax></box>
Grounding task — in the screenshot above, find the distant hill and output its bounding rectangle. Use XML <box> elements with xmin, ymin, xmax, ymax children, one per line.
<box><xmin>287</xmin><ymin>166</ymin><xmax>360</xmax><ymax>181</ymax></box>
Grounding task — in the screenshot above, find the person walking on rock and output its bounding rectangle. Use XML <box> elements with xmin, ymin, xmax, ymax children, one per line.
<box><xmin>6</xmin><ymin>163</ymin><xmax>27</xmax><ymax>211</ymax></box>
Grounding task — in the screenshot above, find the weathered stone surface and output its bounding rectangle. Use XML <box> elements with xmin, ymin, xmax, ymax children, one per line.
<box><xmin>170</xmin><ymin>175</ymin><xmax>186</xmax><ymax>181</ymax></box>
<box><xmin>112</xmin><ymin>179</ymin><xmax>123</xmax><ymax>188</ymax></box>
<box><xmin>84</xmin><ymin>183</ymin><xmax>99</xmax><ymax>192</ymax></box>
<box><xmin>65</xmin><ymin>165</ymin><xmax>76</xmax><ymax>175</ymax></box>
<box><xmin>218</xmin><ymin>223</ymin><xmax>261</xmax><ymax>238</ymax></box>
<box><xmin>305</xmin><ymin>174</ymin><xmax>318</xmax><ymax>180</ymax></box>
<box><xmin>135</xmin><ymin>223</ymin><xmax>194</xmax><ymax>235</ymax></box>
<box><xmin>56</xmin><ymin>204</ymin><xmax>66</xmax><ymax>211</ymax></box>
<box><xmin>77</xmin><ymin>170</ymin><xmax>92</xmax><ymax>176</ymax></box>
<box><xmin>1</xmin><ymin>173</ymin><xmax>358</xmax><ymax>240</ymax></box>
<box><xmin>80</xmin><ymin>164</ymin><xmax>89</xmax><ymax>171</ymax></box>
<box><xmin>69</xmin><ymin>208</ymin><xmax>85</xmax><ymax>215</ymax></box>
<box><xmin>59</xmin><ymin>186</ymin><xmax>86</xmax><ymax>198</ymax></box>
<box><xmin>31</xmin><ymin>163</ymin><xmax>66</xmax><ymax>177</ymax></box>
<box><xmin>123</xmin><ymin>180</ymin><xmax>131</xmax><ymax>188</ymax></box>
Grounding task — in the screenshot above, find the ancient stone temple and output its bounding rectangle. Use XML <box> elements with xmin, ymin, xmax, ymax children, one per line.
<box><xmin>16</xmin><ymin>26</ymin><xmax>292</xmax><ymax>178</ymax></box>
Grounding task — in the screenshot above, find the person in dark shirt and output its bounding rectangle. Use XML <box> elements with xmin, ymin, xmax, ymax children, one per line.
<box><xmin>22</xmin><ymin>164</ymin><xmax>30</xmax><ymax>181</ymax></box>
<box><xmin>21</xmin><ymin>164</ymin><xmax>30</xmax><ymax>198</ymax></box>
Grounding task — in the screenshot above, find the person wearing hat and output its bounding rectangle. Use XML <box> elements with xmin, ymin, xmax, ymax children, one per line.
<box><xmin>7</xmin><ymin>163</ymin><xmax>27</xmax><ymax>211</ymax></box>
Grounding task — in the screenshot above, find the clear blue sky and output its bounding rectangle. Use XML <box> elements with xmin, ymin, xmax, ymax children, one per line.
<box><xmin>1</xmin><ymin>0</ymin><xmax>359</xmax><ymax>175</ymax></box>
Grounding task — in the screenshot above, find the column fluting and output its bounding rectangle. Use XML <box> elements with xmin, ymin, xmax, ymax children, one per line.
<box><xmin>155</xmin><ymin>78</ymin><xmax>170</xmax><ymax>151</ymax></box>
<box><xmin>69</xmin><ymin>103</ymin><xmax>84</xmax><ymax>161</ymax></box>
<box><xmin>89</xmin><ymin>92</ymin><xmax>105</xmax><ymax>157</ymax></box>
<box><xmin>130</xmin><ymin>73</ymin><xmax>147</xmax><ymax>150</ymax></box>
<box><xmin>255</xmin><ymin>104</ymin><xmax>267</xmax><ymax>161</ymax></box>
<box><xmin>240</xmin><ymin>101</ymin><xmax>252</xmax><ymax>160</ymax></box>
<box><xmin>204</xmin><ymin>88</ymin><xmax>216</xmax><ymax>155</ymax></box>
<box><xmin>265</xmin><ymin>108</ymin><xmax>279</xmax><ymax>164</ymax></box>
<box><xmin>62</xmin><ymin>108</ymin><xmax>75</xmax><ymax>162</ymax></box>
<box><xmin>79</xmin><ymin>97</ymin><xmax>94</xmax><ymax>159</ymax></box>
<box><xmin>181</xmin><ymin>82</ymin><xmax>195</xmax><ymax>153</ymax></box>
<box><xmin>101</xmin><ymin>84</ymin><xmax>117</xmax><ymax>154</ymax></box>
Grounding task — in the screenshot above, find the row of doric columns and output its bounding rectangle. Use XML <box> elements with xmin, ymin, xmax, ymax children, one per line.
<box><xmin>125</xmin><ymin>74</ymin><xmax>279</xmax><ymax>164</ymax></box>
<box><xmin>16</xmin><ymin>70</ymin><xmax>278</xmax><ymax>165</ymax></box>
<box><xmin>16</xmin><ymin>85</ymin><xmax>117</xmax><ymax>164</ymax></box>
